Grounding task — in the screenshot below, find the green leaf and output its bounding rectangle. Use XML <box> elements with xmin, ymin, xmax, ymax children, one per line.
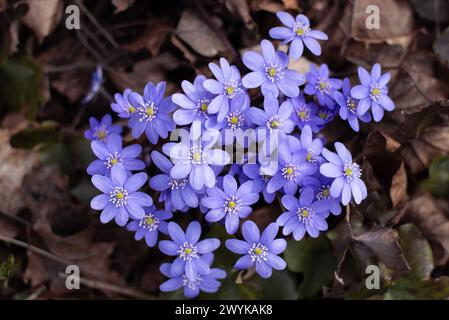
<box><xmin>258</xmin><ymin>270</ymin><xmax>298</xmax><ymax>300</ymax></box>
<box><xmin>422</xmin><ymin>156</ymin><xmax>449</xmax><ymax>198</ymax></box>
<box><xmin>0</xmin><ymin>255</ymin><xmax>21</xmax><ymax>288</ymax></box>
<box><xmin>0</xmin><ymin>53</ymin><xmax>43</xmax><ymax>117</ymax></box>
<box><xmin>384</xmin><ymin>275</ymin><xmax>449</xmax><ymax>300</ymax></box>
<box><xmin>10</xmin><ymin>121</ymin><xmax>60</xmax><ymax>149</ymax></box>
<box><xmin>284</xmin><ymin>235</ymin><xmax>336</xmax><ymax>298</ymax></box>
<box><xmin>397</xmin><ymin>223</ymin><xmax>434</xmax><ymax>279</ymax></box>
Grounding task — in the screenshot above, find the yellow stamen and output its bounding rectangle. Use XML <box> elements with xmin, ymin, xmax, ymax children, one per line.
<box><xmin>226</xmin><ymin>86</ymin><xmax>234</xmax><ymax>95</ymax></box>
<box><xmin>254</xmin><ymin>248</ymin><xmax>263</xmax><ymax>255</ymax></box>
<box><xmin>371</xmin><ymin>88</ymin><xmax>380</xmax><ymax>96</ymax></box>
<box><xmin>193</xmin><ymin>152</ymin><xmax>202</xmax><ymax>162</ymax></box>
<box><xmin>296</xmin><ymin>28</ymin><xmax>305</xmax><ymax>36</ymax></box>
<box><xmin>230</xmin><ymin>116</ymin><xmax>238</xmax><ymax>124</ymax></box>
<box><xmin>286</xmin><ymin>167</ymin><xmax>294</xmax><ymax>175</ymax></box>
<box><xmin>145</xmin><ymin>217</ymin><xmax>155</xmax><ymax>225</ymax></box>
<box><xmin>306</xmin><ymin>153</ymin><xmax>312</xmax><ymax>161</ymax></box>
<box><xmin>228</xmin><ymin>201</ymin><xmax>237</xmax><ymax>209</ymax></box>
<box><xmin>116</xmin><ymin>192</ymin><xmax>124</xmax><ymax>199</ymax></box>
<box><xmin>184</xmin><ymin>248</ymin><xmax>192</xmax><ymax>255</ymax></box>
<box><xmin>298</xmin><ymin>111</ymin><xmax>306</xmax><ymax>120</ymax></box>
<box><xmin>110</xmin><ymin>158</ymin><xmax>118</xmax><ymax>166</ymax></box>
<box><xmin>268</xmin><ymin>67</ymin><xmax>277</xmax><ymax>77</ymax></box>
<box><xmin>146</xmin><ymin>107</ymin><xmax>155</xmax><ymax>116</ymax></box>
<box><xmin>345</xmin><ymin>168</ymin><xmax>353</xmax><ymax>176</ymax></box>
<box><xmin>271</xmin><ymin>120</ymin><xmax>280</xmax><ymax>128</ymax></box>
<box><xmin>319</xmin><ymin>81</ymin><xmax>327</xmax><ymax>90</ymax></box>
<box><xmin>129</xmin><ymin>106</ymin><xmax>136</xmax><ymax>113</ymax></box>
<box><xmin>97</xmin><ymin>130</ymin><xmax>106</xmax><ymax>140</ymax></box>
<box><xmin>301</xmin><ymin>209</ymin><xmax>309</xmax><ymax>218</ymax></box>
<box><xmin>201</xmin><ymin>103</ymin><xmax>208</xmax><ymax>112</ymax></box>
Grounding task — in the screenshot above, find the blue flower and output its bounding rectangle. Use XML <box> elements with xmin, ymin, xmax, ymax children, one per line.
<box><xmin>225</xmin><ymin>221</ymin><xmax>287</xmax><ymax>278</ymax></box>
<box><xmin>216</xmin><ymin>93</ymin><xmax>251</xmax><ymax>146</ymax></box>
<box><xmin>201</xmin><ymin>174</ymin><xmax>259</xmax><ymax>235</ymax></box>
<box><xmin>87</xmin><ymin>133</ymin><xmax>145</xmax><ymax>176</ymax></box>
<box><xmin>242</xmin><ymin>40</ymin><xmax>305</xmax><ymax>98</ymax></box>
<box><xmin>82</xmin><ymin>65</ymin><xmax>103</xmax><ymax>105</ymax></box>
<box><xmin>126</xmin><ymin>205</ymin><xmax>172</xmax><ymax>247</ymax></box>
<box><xmin>289</xmin><ymin>93</ymin><xmax>322</xmax><ymax>132</ymax></box>
<box><xmin>128</xmin><ymin>81</ymin><xmax>176</xmax><ymax>144</ymax></box>
<box><xmin>242</xmin><ymin>163</ymin><xmax>276</xmax><ymax>204</ymax></box>
<box><xmin>158</xmin><ymin>221</ymin><xmax>221</xmax><ymax>281</ymax></box>
<box><xmin>269</xmin><ymin>12</ymin><xmax>328</xmax><ymax>59</ymax></box>
<box><xmin>304</xmin><ymin>64</ymin><xmax>342</xmax><ymax>109</ymax></box>
<box><xmin>166</xmin><ymin>130</ymin><xmax>230</xmax><ymax>190</ymax></box>
<box><xmin>172</xmin><ymin>75</ymin><xmax>219</xmax><ymax>141</ymax></box>
<box><xmin>334</xmin><ymin>78</ymin><xmax>372</xmax><ymax>132</ymax></box>
<box><xmin>159</xmin><ymin>253</ymin><xmax>226</xmax><ymax>299</ymax></box>
<box><xmin>277</xmin><ymin>187</ymin><xmax>329</xmax><ymax>240</ymax></box>
<box><xmin>263</xmin><ymin>143</ymin><xmax>316</xmax><ymax>195</ymax></box>
<box><xmin>351</xmin><ymin>63</ymin><xmax>394</xmax><ymax>122</ymax></box>
<box><xmin>315</xmin><ymin>104</ymin><xmax>338</xmax><ymax>129</ymax></box>
<box><xmin>319</xmin><ymin>142</ymin><xmax>367</xmax><ymax>205</ymax></box>
<box><xmin>90</xmin><ymin>165</ymin><xmax>153</xmax><ymax>226</ymax></box>
<box><xmin>296</xmin><ymin>125</ymin><xmax>324</xmax><ymax>173</ymax></box>
<box><xmin>304</xmin><ymin>174</ymin><xmax>342</xmax><ymax>216</ymax></box>
<box><xmin>111</xmin><ymin>89</ymin><xmax>136</xmax><ymax>119</ymax></box>
<box><xmin>149</xmin><ymin>151</ymin><xmax>199</xmax><ymax>211</ymax></box>
<box><xmin>84</xmin><ymin>114</ymin><xmax>122</xmax><ymax>142</ymax></box>
<box><xmin>249</xmin><ymin>93</ymin><xmax>295</xmax><ymax>145</ymax></box>
<box><xmin>203</xmin><ymin>58</ymin><xmax>246</xmax><ymax>122</ymax></box>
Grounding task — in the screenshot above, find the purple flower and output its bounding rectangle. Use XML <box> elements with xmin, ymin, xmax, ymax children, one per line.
<box><xmin>216</xmin><ymin>94</ymin><xmax>251</xmax><ymax>146</ymax></box>
<box><xmin>296</xmin><ymin>125</ymin><xmax>324</xmax><ymax>173</ymax></box>
<box><xmin>249</xmin><ymin>93</ymin><xmax>295</xmax><ymax>145</ymax></box>
<box><xmin>201</xmin><ymin>174</ymin><xmax>259</xmax><ymax>235</ymax></box>
<box><xmin>242</xmin><ymin>40</ymin><xmax>305</xmax><ymax>98</ymax></box>
<box><xmin>172</xmin><ymin>75</ymin><xmax>219</xmax><ymax>141</ymax></box>
<box><xmin>277</xmin><ymin>187</ymin><xmax>329</xmax><ymax>240</ymax></box>
<box><xmin>225</xmin><ymin>221</ymin><xmax>287</xmax><ymax>278</ymax></box>
<box><xmin>158</xmin><ymin>221</ymin><xmax>221</xmax><ymax>281</ymax></box>
<box><xmin>203</xmin><ymin>58</ymin><xmax>247</xmax><ymax>122</ymax></box>
<box><xmin>305</xmin><ymin>174</ymin><xmax>342</xmax><ymax>216</ymax></box>
<box><xmin>128</xmin><ymin>81</ymin><xmax>176</xmax><ymax>144</ymax></box>
<box><xmin>264</xmin><ymin>143</ymin><xmax>316</xmax><ymax>195</ymax></box>
<box><xmin>87</xmin><ymin>133</ymin><xmax>145</xmax><ymax>176</ymax></box>
<box><xmin>289</xmin><ymin>93</ymin><xmax>322</xmax><ymax>132</ymax></box>
<box><xmin>334</xmin><ymin>78</ymin><xmax>372</xmax><ymax>132</ymax></box>
<box><xmin>84</xmin><ymin>114</ymin><xmax>122</xmax><ymax>142</ymax></box>
<box><xmin>351</xmin><ymin>63</ymin><xmax>394</xmax><ymax>122</ymax></box>
<box><xmin>304</xmin><ymin>64</ymin><xmax>342</xmax><ymax>109</ymax></box>
<box><xmin>149</xmin><ymin>151</ymin><xmax>199</xmax><ymax>211</ymax></box>
<box><xmin>126</xmin><ymin>205</ymin><xmax>172</xmax><ymax>247</ymax></box>
<box><xmin>82</xmin><ymin>66</ymin><xmax>103</xmax><ymax>105</ymax></box>
<box><xmin>111</xmin><ymin>89</ymin><xmax>136</xmax><ymax>119</ymax></box>
<box><xmin>167</xmin><ymin>130</ymin><xmax>230</xmax><ymax>190</ymax></box>
<box><xmin>242</xmin><ymin>163</ymin><xmax>276</xmax><ymax>204</ymax></box>
<box><xmin>319</xmin><ymin>142</ymin><xmax>367</xmax><ymax>205</ymax></box>
<box><xmin>269</xmin><ymin>12</ymin><xmax>328</xmax><ymax>59</ymax></box>
<box><xmin>90</xmin><ymin>165</ymin><xmax>153</xmax><ymax>226</ymax></box>
<box><xmin>159</xmin><ymin>253</ymin><xmax>226</xmax><ymax>298</ymax></box>
<box><xmin>315</xmin><ymin>104</ymin><xmax>338</xmax><ymax>129</ymax></box>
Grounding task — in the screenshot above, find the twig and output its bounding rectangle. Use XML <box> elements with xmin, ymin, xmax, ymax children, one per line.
<box><xmin>25</xmin><ymin>285</ymin><xmax>47</xmax><ymax>300</ymax></box>
<box><xmin>57</xmin><ymin>273</ymin><xmax>155</xmax><ymax>300</ymax></box>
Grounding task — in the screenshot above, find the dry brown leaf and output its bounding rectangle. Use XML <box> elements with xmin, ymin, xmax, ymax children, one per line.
<box><xmin>111</xmin><ymin>0</ymin><xmax>135</xmax><ymax>14</ymax></box>
<box><xmin>281</xmin><ymin>0</ymin><xmax>299</xmax><ymax>10</ymax></box>
<box><xmin>405</xmin><ymin>192</ymin><xmax>449</xmax><ymax>265</ymax></box>
<box><xmin>21</xmin><ymin>0</ymin><xmax>63</xmax><ymax>41</ymax></box>
<box><xmin>175</xmin><ymin>10</ymin><xmax>227</xmax><ymax>58</ymax></box>
<box><xmin>225</xmin><ymin>0</ymin><xmax>255</xmax><ymax>29</ymax></box>
<box><xmin>390</xmin><ymin>162</ymin><xmax>408</xmax><ymax>208</ymax></box>
<box><xmin>124</xmin><ymin>19</ymin><xmax>173</xmax><ymax>56</ymax></box>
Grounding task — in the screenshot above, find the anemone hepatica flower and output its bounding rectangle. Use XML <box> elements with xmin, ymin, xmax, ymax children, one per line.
<box><xmin>242</xmin><ymin>40</ymin><xmax>304</xmax><ymax>98</ymax></box>
<box><xmin>333</xmin><ymin>78</ymin><xmax>371</xmax><ymax>132</ymax></box>
<box><xmin>351</xmin><ymin>63</ymin><xmax>394</xmax><ymax>122</ymax></box>
<box><xmin>203</xmin><ymin>58</ymin><xmax>247</xmax><ymax>122</ymax></box>
<box><xmin>128</xmin><ymin>81</ymin><xmax>176</xmax><ymax>144</ymax></box>
<box><xmin>216</xmin><ymin>94</ymin><xmax>251</xmax><ymax>146</ymax></box>
<box><xmin>126</xmin><ymin>205</ymin><xmax>172</xmax><ymax>247</ymax></box>
<box><xmin>277</xmin><ymin>187</ymin><xmax>329</xmax><ymax>240</ymax></box>
<box><xmin>242</xmin><ymin>163</ymin><xmax>276</xmax><ymax>204</ymax></box>
<box><xmin>82</xmin><ymin>65</ymin><xmax>103</xmax><ymax>105</ymax></box>
<box><xmin>159</xmin><ymin>253</ymin><xmax>226</xmax><ymax>299</ymax></box>
<box><xmin>111</xmin><ymin>89</ymin><xmax>136</xmax><ymax>119</ymax></box>
<box><xmin>90</xmin><ymin>165</ymin><xmax>152</xmax><ymax>226</ymax></box>
<box><xmin>297</xmin><ymin>125</ymin><xmax>324</xmax><ymax>173</ymax></box>
<box><xmin>225</xmin><ymin>221</ymin><xmax>287</xmax><ymax>278</ymax></box>
<box><xmin>149</xmin><ymin>151</ymin><xmax>199</xmax><ymax>212</ymax></box>
<box><xmin>304</xmin><ymin>64</ymin><xmax>342</xmax><ymax>109</ymax></box>
<box><xmin>269</xmin><ymin>12</ymin><xmax>328</xmax><ymax>59</ymax></box>
<box><xmin>319</xmin><ymin>142</ymin><xmax>367</xmax><ymax>205</ymax></box>
<box><xmin>201</xmin><ymin>175</ymin><xmax>259</xmax><ymax>235</ymax></box>
<box><xmin>289</xmin><ymin>93</ymin><xmax>322</xmax><ymax>132</ymax></box>
<box><xmin>87</xmin><ymin>133</ymin><xmax>145</xmax><ymax>176</ymax></box>
<box><xmin>249</xmin><ymin>93</ymin><xmax>295</xmax><ymax>145</ymax></box>
<box><xmin>167</xmin><ymin>130</ymin><xmax>230</xmax><ymax>191</ymax></box>
<box><xmin>84</xmin><ymin>114</ymin><xmax>122</xmax><ymax>142</ymax></box>
<box><xmin>305</xmin><ymin>174</ymin><xmax>342</xmax><ymax>216</ymax></box>
<box><xmin>158</xmin><ymin>221</ymin><xmax>220</xmax><ymax>281</ymax></box>
<box><xmin>172</xmin><ymin>75</ymin><xmax>219</xmax><ymax>141</ymax></box>
<box><xmin>264</xmin><ymin>143</ymin><xmax>316</xmax><ymax>195</ymax></box>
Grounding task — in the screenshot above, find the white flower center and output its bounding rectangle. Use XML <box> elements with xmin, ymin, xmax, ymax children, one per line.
<box><xmin>138</xmin><ymin>101</ymin><xmax>158</xmax><ymax>122</ymax></box>
<box><xmin>316</xmin><ymin>185</ymin><xmax>331</xmax><ymax>200</ymax></box>
<box><xmin>248</xmin><ymin>243</ymin><xmax>268</xmax><ymax>262</ymax></box>
<box><xmin>293</xmin><ymin>22</ymin><xmax>310</xmax><ymax>37</ymax></box>
<box><xmin>197</xmin><ymin>98</ymin><xmax>210</xmax><ymax>118</ymax></box>
<box><xmin>282</xmin><ymin>163</ymin><xmax>299</xmax><ymax>180</ymax></box>
<box><xmin>343</xmin><ymin>162</ymin><xmax>361</xmax><ymax>181</ymax></box>
<box><xmin>265</xmin><ymin>64</ymin><xmax>284</xmax><ymax>82</ymax></box>
<box><xmin>178</xmin><ymin>242</ymin><xmax>199</xmax><ymax>261</ymax></box>
<box><xmin>94</xmin><ymin>125</ymin><xmax>108</xmax><ymax>141</ymax></box>
<box><xmin>297</xmin><ymin>105</ymin><xmax>311</xmax><ymax>122</ymax></box>
<box><xmin>267</xmin><ymin>115</ymin><xmax>282</xmax><ymax>131</ymax></box>
<box><xmin>370</xmin><ymin>84</ymin><xmax>382</xmax><ymax>102</ymax></box>
<box><xmin>224</xmin><ymin>195</ymin><xmax>240</xmax><ymax>215</ymax></box>
<box><xmin>226</xmin><ymin>112</ymin><xmax>245</xmax><ymax>130</ymax></box>
<box><xmin>139</xmin><ymin>213</ymin><xmax>160</xmax><ymax>231</ymax></box>
<box><xmin>110</xmin><ymin>187</ymin><xmax>129</xmax><ymax>207</ymax></box>
<box><xmin>223</xmin><ymin>80</ymin><xmax>241</xmax><ymax>99</ymax></box>
<box><xmin>297</xmin><ymin>206</ymin><xmax>315</xmax><ymax>223</ymax></box>
<box><xmin>106</xmin><ymin>152</ymin><xmax>123</xmax><ymax>169</ymax></box>
<box><xmin>168</xmin><ymin>177</ymin><xmax>188</xmax><ymax>190</ymax></box>
<box><xmin>346</xmin><ymin>96</ymin><xmax>358</xmax><ymax>114</ymax></box>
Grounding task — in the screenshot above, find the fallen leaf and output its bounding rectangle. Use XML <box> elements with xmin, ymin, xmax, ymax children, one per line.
<box><xmin>390</xmin><ymin>162</ymin><xmax>408</xmax><ymax>208</ymax></box>
<box><xmin>111</xmin><ymin>0</ymin><xmax>135</xmax><ymax>14</ymax></box>
<box><xmin>175</xmin><ymin>9</ymin><xmax>227</xmax><ymax>58</ymax></box>
<box><xmin>409</xmin><ymin>0</ymin><xmax>449</xmax><ymax>23</ymax></box>
<box><xmin>225</xmin><ymin>0</ymin><xmax>255</xmax><ymax>29</ymax></box>
<box><xmin>124</xmin><ymin>19</ymin><xmax>173</xmax><ymax>56</ymax></box>
<box><xmin>434</xmin><ymin>26</ymin><xmax>449</xmax><ymax>67</ymax></box>
<box><xmin>21</xmin><ymin>0</ymin><xmax>63</xmax><ymax>41</ymax></box>
<box><xmin>281</xmin><ymin>0</ymin><xmax>299</xmax><ymax>10</ymax></box>
<box><xmin>405</xmin><ymin>192</ymin><xmax>449</xmax><ymax>265</ymax></box>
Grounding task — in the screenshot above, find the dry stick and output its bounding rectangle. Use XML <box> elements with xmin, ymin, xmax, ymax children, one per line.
<box><xmin>0</xmin><ymin>234</ymin><xmax>154</xmax><ymax>300</ymax></box>
<box><xmin>74</xmin><ymin>0</ymin><xmax>120</xmax><ymax>49</ymax></box>
<box><xmin>25</xmin><ymin>285</ymin><xmax>47</xmax><ymax>300</ymax></box>
<box><xmin>57</xmin><ymin>272</ymin><xmax>155</xmax><ymax>300</ymax></box>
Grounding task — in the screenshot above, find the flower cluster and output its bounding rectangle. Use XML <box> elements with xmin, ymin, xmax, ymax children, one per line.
<box><xmin>86</xmin><ymin>11</ymin><xmax>394</xmax><ymax>298</ymax></box>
